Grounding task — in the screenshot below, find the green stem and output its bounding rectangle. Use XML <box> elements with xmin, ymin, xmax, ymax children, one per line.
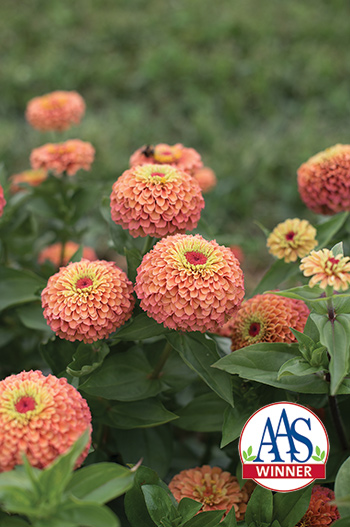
<box><xmin>142</xmin><ymin>236</ymin><xmax>154</xmax><ymax>255</ymax></box>
<box><xmin>325</xmin><ymin>285</ymin><xmax>335</xmax><ymax>321</ymax></box>
<box><xmin>148</xmin><ymin>341</ymin><xmax>172</xmax><ymax>380</ymax></box>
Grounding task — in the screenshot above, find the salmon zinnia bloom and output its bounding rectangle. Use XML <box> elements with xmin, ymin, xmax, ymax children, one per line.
<box><xmin>42</xmin><ymin>259</ymin><xmax>134</xmax><ymax>343</ymax></box>
<box><xmin>267</xmin><ymin>218</ymin><xmax>317</xmax><ymax>263</ymax></box>
<box><xmin>192</xmin><ymin>167</ymin><xmax>217</xmax><ymax>193</ymax></box>
<box><xmin>26</xmin><ymin>91</ymin><xmax>85</xmax><ymax>132</ymax></box>
<box><xmin>300</xmin><ymin>248</ymin><xmax>350</xmax><ymax>291</ymax></box>
<box><xmin>135</xmin><ymin>234</ymin><xmax>244</xmax><ymax>332</ymax></box>
<box><xmin>297</xmin><ymin>144</ymin><xmax>350</xmax><ymax>215</ymax></box>
<box><xmin>110</xmin><ymin>164</ymin><xmax>204</xmax><ymax>238</ymax></box>
<box><xmin>0</xmin><ymin>185</ymin><xmax>5</xmax><ymax>217</ymax></box>
<box><xmin>130</xmin><ymin>143</ymin><xmax>203</xmax><ymax>174</ymax></box>
<box><xmin>0</xmin><ymin>370</ymin><xmax>91</xmax><ymax>472</ymax></box>
<box><xmin>228</xmin><ymin>293</ymin><xmax>309</xmax><ymax>350</ymax></box>
<box><xmin>30</xmin><ymin>140</ymin><xmax>95</xmax><ymax>176</ymax></box>
<box><xmin>168</xmin><ymin>466</ymin><xmax>253</xmax><ymax>521</ymax></box>
<box><xmin>296</xmin><ymin>485</ymin><xmax>340</xmax><ymax>526</ymax></box>
<box><xmin>10</xmin><ymin>169</ymin><xmax>48</xmax><ymax>193</ymax></box>
<box><xmin>38</xmin><ymin>242</ymin><xmax>97</xmax><ymax>267</ymax></box>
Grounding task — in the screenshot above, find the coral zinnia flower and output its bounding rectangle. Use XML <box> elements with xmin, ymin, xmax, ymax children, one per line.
<box><xmin>110</xmin><ymin>164</ymin><xmax>204</xmax><ymax>238</ymax></box>
<box><xmin>297</xmin><ymin>144</ymin><xmax>350</xmax><ymax>215</ymax></box>
<box><xmin>130</xmin><ymin>143</ymin><xmax>203</xmax><ymax>174</ymax></box>
<box><xmin>9</xmin><ymin>169</ymin><xmax>48</xmax><ymax>194</ymax></box>
<box><xmin>192</xmin><ymin>167</ymin><xmax>217</xmax><ymax>193</ymax></box>
<box><xmin>0</xmin><ymin>370</ymin><xmax>91</xmax><ymax>472</ymax></box>
<box><xmin>296</xmin><ymin>485</ymin><xmax>340</xmax><ymax>526</ymax></box>
<box><xmin>267</xmin><ymin>218</ymin><xmax>317</xmax><ymax>263</ymax></box>
<box><xmin>0</xmin><ymin>185</ymin><xmax>6</xmax><ymax>217</ymax></box>
<box><xmin>135</xmin><ymin>234</ymin><xmax>244</xmax><ymax>332</ymax></box>
<box><xmin>300</xmin><ymin>248</ymin><xmax>350</xmax><ymax>290</ymax></box>
<box><xmin>26</xmin><ymin>91</ymin><xmax>85</xmax><ymax>132</ymax></box>
<box><xmin>38</xmin><ymin>242</ymin><xmax>98</xmax><ymax>267</ymax></box>
<box><xmin>168</xmin><ymin>466</ymin><xmax>253</xmax><ymax>521</ymax></box>
<box><xmin>228</xmin><ymin>293</ymin><xmax>309</xmax><ymax>350</ymax></box>
<box><xmin>42</xmin><ymin>259</ymin><xmax>134</xmax><ymax>343</ymax></box>
<box><xmin>30</xmin><ymin>140</ymin><xmax>95</xmax><ymax>176</ymax></box>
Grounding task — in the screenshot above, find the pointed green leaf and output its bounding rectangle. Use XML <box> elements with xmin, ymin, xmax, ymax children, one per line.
<box><xmin>272</xmin><ymin>485</ymin><xmax>312</xmax><ymax>527</ymax></box>
<box><xmin>67</xmin><ymin>342</ymin><xmax>110</xmax><ymax>377</ymax></box>
<box><xmin>220</xmin><ymin>507</ymin><xmax>237</xmax><ymax>527</ymax></box>
<box><xmin>177</xmin><ymin>498</ymin><xmax>203</xmax><ymax>523</ymax></box>
<box><xmin>312</xmin><ymin>455</ymin><xmax>321</xmax><ymax>461</ymax></box>
<box><xmin>331</xmin><ymin>241</ymin><xmax>344</xmax><ymax>257</ymax></box>
<box><xmin>125</xmin><ymin>466</ymin><xmax>164</xmax><ymax>527</ymax></box>
<box><xmin>335</xmin><ymin>455</ymin><xmax>350</xmax><ymax>517</ymax></box>
<box><xmin>277</xmin><ymin>357</ymin><xmax>322</xmax><ymax>379</ymax></box>
<box><xmin>125</xmin><ymin>247</ymin><xmax>142</xmax><ymax>283</ymax></box>
<box><xmin>142</xmin><ymin>485</ymin><xmax>178</xmax><ymax>526</ymax></box>
<box><xmin>56</xmin><ymin>496</ymin><xmax>120</xmax><ymax>527</ymax></box>
<box><xmin>182</xmin><ymin>510</ymin><xmax>224</xmax><ymax>527</ymax></box>
<box><xmin>0</xmin><ymin>267</ymin><xmax>46</xmax><ymax>311</ymax></box>
<box><xmin>70</xmin><ymin>244</ymin><xmax>84</xmax><ymax>263</ymax></box>
<box><xmin>245</xmin><ymin>485</ymin><xmax>273</xmax><ymax>525</ymax></box>
<box><xmin>315</xmin><ymin>212</ymin><xmax>349</xmax><ymax>249</ymax></box>
<box><xmin>176</xmin><ymin>392</ymin><xmax>227</xmax><ymax>432</ymax></box>
<box><xmin>316</xmin><ymin>445</ymin><xmax>321</xmax><ymax>456</ymax></box>
<box><xmin>17</xmin><ymin>302</ymin><xmax>52</xmax><ymax>332</ymax></box>
<box><xmin>111</xmin><ymin>313</ymin><xmax>170</xmax><ymax>341</ymax></box>
<box><xmin>247</xmin><ymin>446</ymin><xmax>252</xmax><ymax>456</ymax></box>
<box><xmin>321</xmin><ymin>450</ymin><xmax>326</xmax><ymax>460</ymax></box>
<box><xmin>102</xmin><ymin>398</ymin><xmax>178</xmax><ymax>428</ymax></box>
<box><xmin>252</xmin><ymin>259</ymin><xmax>300</xmax><ymax>296</ymax></box>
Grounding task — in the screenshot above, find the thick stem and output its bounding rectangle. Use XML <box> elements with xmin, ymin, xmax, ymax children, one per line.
<box><xmin>148</xmin><ymin>341</ymin><xmax>172</xmax><ymax>380</ymax></box>
<box><xmin>328</xmin><ymin>395</ymin><xmax>349</xmax><ymax>451</ymax></box>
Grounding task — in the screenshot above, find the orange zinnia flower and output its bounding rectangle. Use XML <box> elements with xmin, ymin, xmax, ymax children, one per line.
<box><xmin>42</xmin><ymin>259</ymin><xmax>134</xmax><ymax>343</ymax></box>
<box><xmin>168</xmin><ymin>466</ymin><xmax>253</xmax><ymax>521</ymax></box>
<box><xmin>300</xmin><ymin>248</ymin><xmax>350</xmax><ymax>290</ymax></box>
<box><xmin>0</xmin><ymin>370</ymin><xmax>91</xmax><ymax>471</ymax></box>
<box><xmin>38</xmin><ymin>242</ymin><xmax>97</xmax><ymax>267</ymax></box>
<box><xmin>110</xmin><ymin>164</ymin><xmax>204</xmax><ymax>238</ymax></box>
<box><xmin>9</xmin><ymin>169</ymin><xmax>48</xmax><ymax>193</ymax></box>
<box><xmin>192</xmin><ymin>167</ymin><xmax>217</xmax><ymax>193</ymax></box>
<box><xmin>130</xmin><ymin>143</ymin><xmax>203</xmax><ymax>174</ymax></box>
<box><xmin>26</xmin><ymin>90</ymin><xmax>85</xmax><ymax>132</ymax></box>
<box><xmin>30</xmin><ymin>140</ymin><xmax>95</xmax><ymax>176</ymax></box>
<box><xmin>297</xmin><ymin>144</ymin><xmax>350</xmax><ymax>215</ymax></box>
<box><xmin>135</xmin><ymin>234</ymin><xmax>244</xmax><ymax>332</ymax></box>
<box><xmin>0</xmin><ymin>185</ymin><xmax>6</xmax><ymax>217</ymax></box>
<box><xmin>228</xmin><ymin>293</ymin><xmax>309</xmax><ymax>349</ymax></box>
<box><xmin>296</xmin><ymin>485</ymin><xmax>340</xmax><ymax>526</ymax></box>
<box><xmin>267</xmin><ymin>218</ymin><xmax>317</xmax><ymax>263</ymax></box>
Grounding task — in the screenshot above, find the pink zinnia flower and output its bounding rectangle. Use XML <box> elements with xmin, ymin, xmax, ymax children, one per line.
<box><xmin>297</xmin><ymin>144</ymin><xmax>350</xmax><ymax>215</ymax></box>
<box><xmin>168</xmin><ymin>466</ymin><xmax>254</xmax><ymax>521</ymax></box>
<box><xmin>38</xmin><ymin>242</ymin><xmax>98</xmax><ymax>267</ymax></box>
<box><xmin>26</xmin><ymin>91</ymin><xmax>85</xmax><ymax>132</ymax></box>
<box><xmin>228</xmin><ymin>293</ymin><xmax>309</xmax><ymax>350</ymax></box>
<box><xmin>300</xmin><ymin>248</ymin><xmax>350</xmax><ymax>291</ymax></box>
<box><xmin>30</xmin><ymin>140</ymin><xmax>95</xmax><ymax>176</ymax></box>
<box><xmin>296</xmin><ymin>485</ymin><xmax>340</xmax><ymax>526</ymax></box>
<box><xmin>42</xmin><ymin>259</ymin><xmax>134</xmax><ymax>343</ymax></box>
<box><xmin>130</xmin><ymin>143</ymin><xmax>203</xmax><ymax>174</ymax></box>
<box><xmin>267</xmin><ymin>218</ymin><xmax>317</xmax><ymax>263</ymax></box>
<box><xmin>192</xmin><ymin>167</ymin><xmax>217</xmax><ymax>193</ymax></box>
<box><xmin>9</xmin><ymin>169</ymin><xmax>48</xmax><ymax>194</ymax></box>
<box><xmin>110</xmin><ymin>164</ymin><xmax>204</xmax><ymax>238</ymax></box>
<box><xmin>135</xmin><ymin>234</ymin><xmax>244</xmax><ymax>332</ymax></box>
<box><xmin>0</xmin><ymin>185</ymin><xmax>6</xmax><ymax>217</ymax></box>
<box><xmin>0</xmin><ymin>370</ymin><xmax>91</xmax><ymax>472</ymax></box>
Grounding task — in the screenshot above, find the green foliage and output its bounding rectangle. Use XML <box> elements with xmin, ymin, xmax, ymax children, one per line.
<box><xmin>335</xmin><ymin>456</ymin><xmax>350</xmax><ymax>517</ymax></box>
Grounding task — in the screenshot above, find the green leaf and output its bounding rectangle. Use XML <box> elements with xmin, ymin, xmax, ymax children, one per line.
<box><xmin>312</xmin><ymin>455</ymin><xmax>322</xmax><ymax>461</ymax></box>
<box><xmin>277</xmin><ymin>357</ymin><xmax>323</xmax><ymax>378</ymax></box>
<box><xmin>176</xmin><ymin>393</ymin><xmax>228</xmax><ymax>432</ymax></box>
<box><xmin>56</xmin><ymin>496</ymin><xmax>120</xmax><ymax>527</ymax></box>
<box><xmin>67</xmin><ymin>342</ymin><xmax>110</xmax><ymax>377</ymax></box>
<box><xmin>321</xmin><ymin>450</ymin><xmax>326</xmax><ymax>460</ymax></box>
<box><xmin>125</xmin><ymin>466</ymin><xmax>165</xmax><ymax>527</ymax></box>
<box><xmin>244</xmin><ymin>485</ymin><xmax>273</xmax><ymax>526</ymax></box>
<box><xmin>243</xmin><ymin>451</ymin><xmax>248</xmax><ymax>461</ymax></box>
<box><xmin>166</xmin><ymin>332</ymin><xmax>234</xmax><ymax>406</ymax></box>
<box><xmin>17</xmin><ymin>302</ymin><xmax>52</xmax><ymax>332</ymax></box>
<box><xmin>0</xmin><ymin>486</ymin><xmax>37</xmax><ymax>515</ymax></box>
<box><xmin>182</xmin><ymin>510</ymin><xmax>224</xmax><ymax>527</ymax></box>
<box><xmin>66</xmin><ymin>462</ymin><xmax>135</xmax><ymax>504</ymax></box>
<box><xmin>331</xmin><ymin>241</ymin><xmax>344</xmax><ymax>257</ymax></box>
<box><xmin>213</xmin><ymin>342</ymin><xmax>329</xmax><ymax>394</ymax></box>
<box><xmin>316</xmin><ymin>445</ymin><xmax>321</xmax><ymax>456</ymax></box>
<box><xmin>0</xmin><ymin>267</ymin><xmax>45</xmax><ymax>311</ymax></box>
<box><xmin>331</xmin><ymin>519</ymin><xmax>350</xmax><ymax>527</ymax></box>
<box><xmin>142</xmin><ymin>485</ymin><xmax>178</xmax><ymax>526</ymax></box>
<box><xmin>268</xmin><ymin>285</ymin><xmax>325</xmax><ymax>304</ymax></box>
<box><xmin>80</xmin><ymin>347</ymin><xmax>162</xmax><ymax>401</ymax></box>
<box><xmin>221</xmin><ymin>404</ymin><xmax>257</xmax><ymax>448</ymax></box>
<box><xmin>177</xmin><ymin>498</ymin><xmax>203</xmax><ymax>523</ymax></box>
<box><xmin>112</xmin><ymin>313</ymin><xmax>170</xmax><ymax>341</ymax></box>
<box><xmin>251</xmin><ymin>259</ymin><xmax>300</xmax><ymax>296</ymax></box>
<box><xmin>40</xmin><ymin>336</ymin><xmax>76</xmax><ymax>376</ymax></box>
<box><xmin>272</xmin><ymin>485</ymin><xmax>312</xmax><ymax>527</ymax></box>
<box><xmin>102</xmin><ymin>398</ymin><xmax>178</xmax><ymax>428</ymax></box>
<box><xmin>220</xmin><ymin>507</ymin><xmax>237</xmax><ymax>527</ymax></box>
<box><xmin>315</xmin><ymin>212</ymin><xmax>349</xmax><ymax>249</ymax></box>
<box><xmin>335</xmin><ymin>455</ymin><xmax>350</xmax><ymax>517</ymax></box>
<box><xmin>0</xmin><ymin>518</ymin><xmax>30</xmax><ymax>526</ymax></box>
<box><xmin>247</xmin><ymin>446</ymin><xmax>252</xmax><ymax>456</ymax></box>
<box><xmin>125</xmin><ymin>247</ymin><xmax>142</xmax><ymax>283</ymax></box>
<box><xmin>69</xmin><ymin>244</ymin><xmax>84</xmax><ymax>263</ymax></box>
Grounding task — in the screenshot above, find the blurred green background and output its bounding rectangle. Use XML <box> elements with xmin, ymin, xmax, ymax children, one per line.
<box><xmin>1</xmin><ymin>0</ymin><xmax>350</xmax><ymax>265</ymax></box>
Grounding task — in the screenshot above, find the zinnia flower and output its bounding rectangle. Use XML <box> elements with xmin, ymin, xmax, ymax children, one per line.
<box><xmin>228</xmin><ymin>293</ymin><xmax>309</xmax><ymax>350</ymax></box>
<box><xmin>110</xmin><ymin>164</ymin><xmax>204</xmax><ymax>238</ymax></box>
<box><xmin>296</xmin><ymin>485</ymin><xmax>340</xmax><ymax>526</ymax></box>
<box><xmin>267</xmin><ymin>218</ymin><xmax>317</xmax><ymax>263</ymax></box>
<box><xmin>192</xmin><ymin>167</ymin><xmax>217</xmax><ymax>193</ymax></box>
<box><xmin>0</xmin><ymin>185</ymin><xmax>6</xmax><ymax>217</ymax></box>
<box><xmin>130</xmin><ymin>143</ymin><xmax>203</xmax><ymax>174</ymax></box>
<box><xmin>135</xmin><ymin>234</ymin><xmax>244</xmax><ymax>332</ymax></box>
<box><xmin>26</xmin><ymin>91</ymin><xmax>85</xmax><ymax>132</ymax></box>
<box><xmin>297</xmin><ymin>144</ymin><xmax>350</xmax><ymax>215</ymax></box>
<box><xmin>168</xmin><ymin>466</ymin><xmax>253</xmax><ymax>521</ymax></box>
<box><xmin>30</xmin><ymin>140</ymin><xmax>95</xmax><ymax>176</ymax></box>
<box><xmin>38</xmin><ymin>242</ymin><xmax>98</xmax><ymax>267</ymax></box>
<box><xmin>0</xmin><ymin>370</ymin><xmax>91</xmax><ymax>472</ymax></box>
<box><xmin>300</xmin><ymin>248</ymin><xmax>350</xmax><ymax>290</ymax></box>
<box><xmin>9</xmin><ymin>169</ymin><xmax>48</xmax><ymax>193</ymax></box>
<box><xmin>42</xmin><ymin>259</ymin><xmax>134</xmax><ymax>343</ymax></box>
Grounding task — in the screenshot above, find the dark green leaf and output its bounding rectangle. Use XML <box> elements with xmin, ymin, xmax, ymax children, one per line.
<box><xmin>331</xmin><ymin>519</ymin><xmax>350</xmax><ymax>527</ymax></box>
<box><xmin>39</xmin><ymin>336</ymin><xmax>76</xmax><ymax>376</ymax></box>
<box><xmin>166</xmin><ymin>332</ymin><xmax>234</xmax><ymax>406</ymax></box>
<box><xmin>272</xmin><ymin>485</ymin><xmax>312</xmax><ymax>527</ymax></box>
<box><xmin>315</xmin><ymin>212</ymin><xmax>349</xmax><ymax>249</ymax></box>
<box><xmin>176</xmin><ymin>393</ymin><xmax>228</xmax><ymax>432</ymax></box>
<box><xmin>67</xmin><ymin>342</ymin><xmax>110</xmax><ymax>377</ymax></box>
<box><xmin>221</xmin><ymin>404</ymin><xmax>258</xmax><ymax>448</ymax></box>
<box><xmin>17</xmin><ymin>302</ymin><xmax>52</xmax><ymax>332</ymax></box>
<box><xmin>142</xmin><ymin>485</ymin><xmax>178</xmax><ymax>526</ymax></box>
<box><xmin>220</xmin><ymin>507</ymin><xmax>237</xmax><ymax>527</ymax></box>
<box><xmin>182</xmin><ymin>510</ymin><xmax>224</xmax><ymax>527</ymax></box>
<box><xmin>335</xmin><ymin>455</ymin><xmax>350</xmax><ymax>517</ymax></box>
<box><xmin>0</xmin><ymin>267</ymin><xmax>45</xmax><ymax>311</ymax></box>
<box><xmin>56</xmin><ymin>496</ymin><xmax>119</xmax><ymax>527</ymax></box>
<box><xmin>125</xmin><ymin>247</ymin><xmax>142</xmax><ymax>283</ymax></box>
<box><xmin>125</xmin><ymin>466</ymin><xmax>165</xmax><ymax>527</ymax></box>
<box><xmin>177</xmin><ymin>498</ymin><xmax>203</xmax><ymax>523</ymax></box>
<box><xmin>245</xmin><ymin>485</ymin><xmax>273</xmax><ymax>525</ymax></box>
<box><xmin>69</xmin><ymin>244</ymin><xmax>84</xmax><ymax>263</ymax></box>
<box><xmin>102</xmin><ymin>398</ymin><xmax>178</xmax><ymax>428</ymax></box>
<box><xmin>112</xmin><ymin>313</ymin><xmax>170</xmax><ymax>341</ymax></box>
<box><xmin>277</xmin><ymin>357</ymin><xmax>322</xmax><ymax>378</ymax></box>
<box><xmin>252</xmin><ymin>259</ymin><xmax>300</xmax><ymax>296</ymax></box>
<box><xmin>0</xmin><ymin>518</ymin><xmax>30</xmax><ymax>526</ymax></box>
<box><xmin>268</xmin><ymin>285</ymin><xmax>325</xmax><ymax>303</ymax></box>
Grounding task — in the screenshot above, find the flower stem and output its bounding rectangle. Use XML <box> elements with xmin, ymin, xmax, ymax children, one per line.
<box><xmin>325</xmin><ymin>285</ymin><xmax>335</xmax><ymax>321</ymax></box>
<box><xmin>142</xmin><ymin>236</ymin><xmax>154</xmax><ymax>255</ymax></box>
<box><xmin>148</xmin><ymin>341</ymin><xmax>172</xmax><ymax>380</ymax></box>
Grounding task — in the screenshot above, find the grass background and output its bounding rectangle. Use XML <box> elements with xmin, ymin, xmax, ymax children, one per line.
<box><xmin>1</xmin><ymin>0</ymin><xmax>350</xmax><ymax>269</ymax></box>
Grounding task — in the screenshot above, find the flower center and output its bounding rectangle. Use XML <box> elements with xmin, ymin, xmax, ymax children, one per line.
<box><xmin>76</xmin><ymin>277</ymin><xmax>93</xmax><ymax>289</ymax></box>
<box><xmin>185</xmin><ymin>251</ymin><xmax>208</xmax><ymax>265</ymax></box>
<box><xmin>15</xmin><ymin>396</ymin><xmax>36</xmax><ymax>414</ymax></box>
<box><xmin>249</xmin><ymin>322</ymin><xmax>261</xmax><ymax>336</ymax></box>
<box><xmin>153</xmin><ymin>144</ymin><xmax>182</xmax><ymax>163</ymax></box>
<box><xmin>328</xmin><ymin>257</ymin><xmax>340</xmax><ymax>267</ymax></box>
<box><xmin>151</xmin><ymin>171</ymin><xmax>165</xmax><ymax>178</ymax></box>
<box><xmin>194</xmin><ymin>482</ymin><xmax>224</xmax><ymax>506</ymax></box>
<box><xmin>285</xmin><ymin>231</ymin><xmax>296</xmax><ymax>241</ymax></box>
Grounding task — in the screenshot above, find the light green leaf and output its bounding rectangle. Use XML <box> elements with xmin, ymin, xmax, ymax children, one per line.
<box><xmin>252</xmin><ymin>259</ymin><xmax>300</xmax><ymax>296</ymax></box>
<box><xmin>177</xmin><ymin>498</ymin><xmax>203</xmax><ymax>523</ymax></box>
<box><xmin>335</xmin><ymin>455</ymin><xmax>350</xmax><ymax>517</ymax></box>
<box><xmin>17</xmin><ymin>302</ymin><xmax>52</xmax><ymax>332</ymax></box>
<box><xmin>142</xmin><ymin>485</ymin><xmax>178</xmax><ymax>526</ymax></box>
<box><xmin>277</xmin><ymin>357</ymin><xmax>323</xmax><ymax>379</ymax></box>
<box><xmin>315</xmin><ymin>212</ymin><xmax>349</xmax><ymax>249</ymax></box>
<box><xmin>0</xmin><ymin>267</ymin><xmax>45</xmax><ymax>311</ymax></box>
<box><xmin>56</xmin><ymin>496</ymin><xmax>120</xmax><ymax>527</ymax></box>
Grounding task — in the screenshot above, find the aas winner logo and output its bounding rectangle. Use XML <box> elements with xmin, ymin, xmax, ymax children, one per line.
<box><xmin>239</xmin><ymin>402</ymin><xmax>329</xmax><ymax>492</ymax></box>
